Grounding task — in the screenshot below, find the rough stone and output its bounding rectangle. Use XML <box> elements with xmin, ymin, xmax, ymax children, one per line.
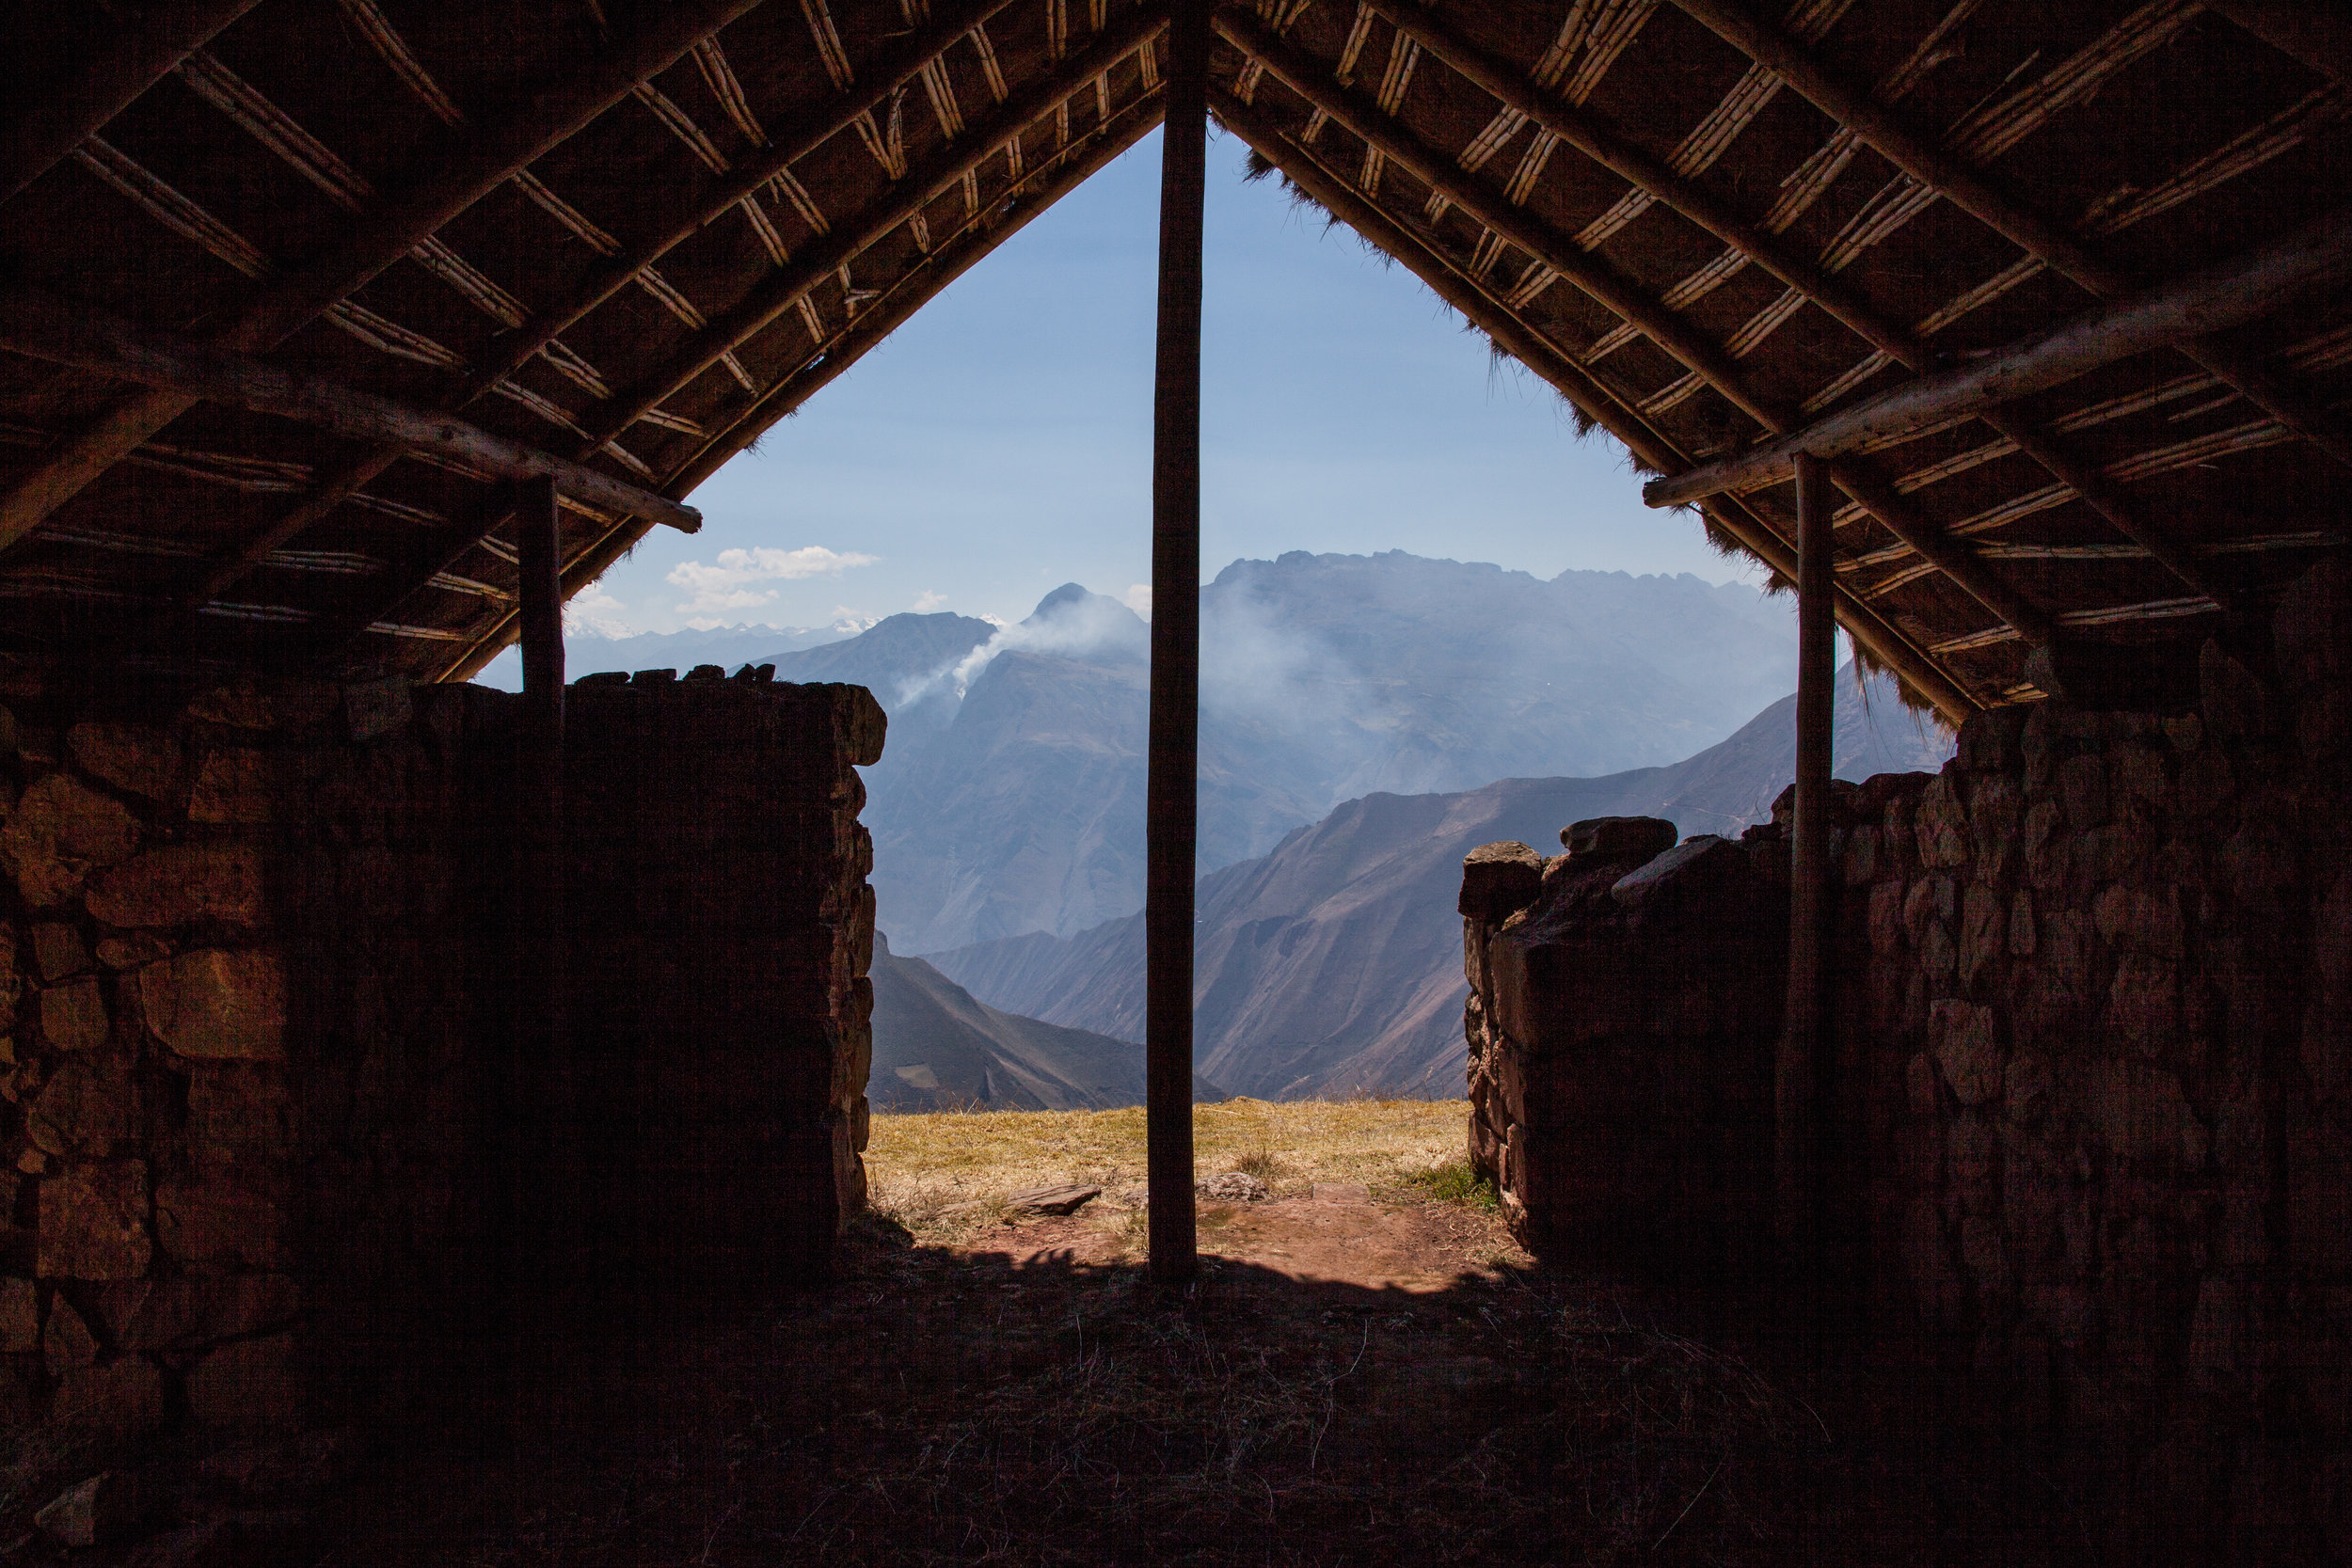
<box><xmin>2059</xmin><ymin>753</ymin><xmax>2109</xmax><ymax>832</ymax></box>
<box><xmin>186</xmin><ymin>1333</ymin><xmax>305</xmax><ymax>1433</ymax></box>
<box><xmin>1003</xmin><ymin>1183</ymin><xmax>1102</xmax><ymax>1215</ymax></box>
<box><xmin>35</xmin><ymin>1472</ymin><xmax>145</xmax><ymax>1547</ymax></box>
<box><xmin>198</xmin><ymin>1426</ymin><xmax>367</xmax><ymax>1502</ymax></box>
<box><xmin>102</xmin><ymin>1273</ymin><xmax>299</xmax><ymax>1351</ymax></box>
<box><xmin>1868</xmin><ymin>882</ymin><xmax>1905</xmax><ymax>956</ymax></box>
<box><xmin>29</xmin><ymin>1051</ymin><xmax>140</xmax><ymax>1155</ymax></box>
<box><xmin>2201</xmin><ymin>640</ymin><xmax>2280</xmax><ymax>740</ymax></box>
<box><xmin>85</xmin><ymin>846</ymin><xmax>267</xmax><ymax>929</ymax></box>
<box><xmin>184</xmin><ymin>1067</ymin><xmax>293</xmax><ymax>1154</ymax></box>
<box><xmin>2094</xmin><ymin>883</ymin><xmax>2185</xmax><ymax>959</ymax></box>
<box><xmin>188</xmin><ymin>751</ymin><xmax>273</xmax><ymax>825</ymax></box>
<box><xmin>2107</xmin><ymin>954</ymin><xmax>2182</xmax><ymax>1055</ymax></box>
<box><xmin>1965</xmin><ymin>777</ymin><xmax>2022</xmax><ymax>886</ymax></box>
<box><xmin>1194</xmin><ymin>1172</ymin><xmax>1270</xmax><ymax>1203</ymax></box>
<box><xmin>1921</xmin><ymin>919</ymin><xmax>1956</xmax><ymax>982</ymax></box>
<box><xmin>1915</xmin><ymin>777</ymin><xmax>1969</xmax><ymax>868</ymax></box>
<box><xmin>186</xmin><ymin>683</ymin><xmax>277</xmax><ymax>729</ymax></box>
<box><xmin>1563</xmin><ymin>816</ymin><xmax>1677</xmax><ymax>862</ymax></box>
<box><xmin>2004</xmin><ymin>1054</ymin><xmax>2053</xmax><ymax>1126</ymax></box>
<box><xmin>96</xmin><ymin>933</ymin><xmax>168</xmax><ymax>970</ymax></box>
<box><xmin>1609</xmin><ymin>834</ymin><xmax>1737</xmax><ymax>906</ymax></box>
<box><xmin>39</xmin><ymin>1162</ymin><xmax>152</xmax><ymax>1280</ymax></box>
<box><xmin>1956</xmin><ymin>705</ymin><xmax>2025</xmax><ymax>774</ymax></box>
<box><xmin>1931</xmin><ymin>1000</ymin><xmax>2003</xmax><ymax>1106</ymax></box>
<box><xmin>155</xmin><ymin>1177</ymin><xmax>286</xmax><ymax>1272</ymax></box>
<box><xmin>42</xmin><ymin>1294</ymin><xmax>98</xmax><ymax>1374</ymax></box>
<box><xmin>2009</xmin><ymin>890</ymin><xmax>2038</xmax><ymax>957</ymax></box>
<box><xmin>68</xmin><ymin>723</ymin><xmax>181</xmax><ymax>802</ymax></box>
<box><xmin>1458</xmin><ymin>842</ymin><xmax>1542</xmax><ymax>921</ymax></box>
<box><xmin>140</xmin><ymin>949</ymin><xmax>285</xmax><ymax>1061</ymax></box>
<box><xmin>0</xmin><ymin>775</ymin><xmax>141</xmax><ymax>908</ymax></box>
<box><xmin>2272</xmin><ymin>555</ymin><xmax>2351</xmax><ymax>693</ymax></box>
<box><xmin>0</xmin><ymin>1278</ymin><xmax>35</xmax><ymax>1352</ymax></box>
<box><xmin>342</xmin><ymin>678</ymin><xmax>411</xmax><ymax>742</ymax></box>
<box><xmin>2025</xmin><ymin>799</ymin><xmax>2069</xmax><ymax>889</ymax></box>
<box><xmin>51</xmin><ymin>1355</ymin><xmax>164</xmax><ymax>1441</ymax></box>
<box><xmin>31</xmin><ymin>924</ymin><xmax>89</xmax><ymax>981</ymax></box>
<box><xmin>1959</xmin><ymin>884</ymin><xmax>2004</xmax><ymax>990</ymax></box>
<box><xmin>39</xmin><ymin>980</ymin><xmax>109</xmax><ymax>1052</ymax></box>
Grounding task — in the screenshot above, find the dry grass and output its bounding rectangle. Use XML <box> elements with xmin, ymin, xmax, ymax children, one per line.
<box><xmin>866</xmin><ymin>1097</ymin><xmax>1467</xmax><ymax>1240</ymax></box>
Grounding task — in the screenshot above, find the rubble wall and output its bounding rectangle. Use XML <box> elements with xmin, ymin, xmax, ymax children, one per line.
<box><xmin>1462</xmin><ymin>560</ymin><xmax>2352</xmax><ymax>1559</ymax></box>
<box><xmin>0</xmin><ymin>665</ymin><xmax>878</xmax><ymax>1450</ymax></box>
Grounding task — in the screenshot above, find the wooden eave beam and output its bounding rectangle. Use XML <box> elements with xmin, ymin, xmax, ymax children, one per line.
<box><xmin>1218</xmin><ymin>14</ymin><xmax>2058</xmax><ymax>641</ymax></box>
<box><xmin>578</xmin><ymin>6</ymin><xmax>1168</xmax><ymax>455</ymax></box>
<box><xmin>0</xmin><ymin>0</ymin><xmax>264</xmax><ymax>206</ymax></box>
<box><xmin>0</xmin><ymin>280</ymin><xmax>701</xmax><ymax>532</ymax></box>
<box><xmin>1668</xmin><ymin>0</ymin><xmax>2352</xmax><ymax>470</ymax></box>
<box><xmin>0</xmin><ymin>0</ymin><xmax>765</xmax><ymax>550</ymax></box>
<box><xmin>2201</xmin><ymin>0</ymin><xmax>2352</xmax><ymax>83</ymax></box>
<box><xmin>1645</xmin><ymin>204</ymin><xmax>2352</xmax><ymax>507</ymax></box>
<box><xmin>434</xmin><ymin>87</ymin><xmax>1172</xmax><ymax>683</ymax></box>
<box><xmin>187</xmin><ymin>0</ymin><xmax>1021</xmax><ymax>617</ymax></box>
<box><xmin>1213</xmin><ymin>87</ymin><xmax>1982</xmax><ymax>724</ymax></box>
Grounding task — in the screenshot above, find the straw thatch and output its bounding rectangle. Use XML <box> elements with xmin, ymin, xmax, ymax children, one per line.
<box><xmin>0</xmin><ymin>1</ymin><xmax>2344</xmax><ymax>711</ymax></box>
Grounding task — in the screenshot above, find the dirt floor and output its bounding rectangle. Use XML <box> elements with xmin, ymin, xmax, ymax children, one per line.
<box><xmin>230</xmin><ymin>1102</ymin><xmax>2090</xmax><ymax>1567</ymax></box>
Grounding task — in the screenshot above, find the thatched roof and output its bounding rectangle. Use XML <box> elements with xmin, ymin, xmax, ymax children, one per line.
<box><xmin>1</xmin><ymin>1</ymin><xmax>2345</xmax><ymax>715</ymax></box>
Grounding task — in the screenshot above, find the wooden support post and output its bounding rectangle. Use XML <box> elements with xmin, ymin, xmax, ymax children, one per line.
<box><xmin>1146</xmin><ymin>0</ymin><xmax>1207</xmax><ymax>1287</ymax></box>
<box><xmin>1777</xmin><ymin>453</ymin><xmax>1835</xmax><ymax>1298</ymax></box>
<box><xmin>513</xmin><ymin>476</ymin><xmax>576</xmax><ymax>1341</ymax></box>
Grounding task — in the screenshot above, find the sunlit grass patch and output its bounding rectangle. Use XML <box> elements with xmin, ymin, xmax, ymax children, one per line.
<box><xmin>1399</xmin><ymin>1159</ymin><xmax>1501</xmax><ymax>1212</ymax></box>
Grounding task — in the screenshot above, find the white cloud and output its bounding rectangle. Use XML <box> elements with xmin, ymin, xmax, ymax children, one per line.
<box><xmin>666</xmin><ymin>546</ymin><xmax>877</xmax><ymax>625</ymax></box>
<box><xmin>911</xmin><ymin>589</ymin><xmax>947</xmax><ymax>612</ymax></box>
<box><xmin>563</xmin><ymin>585</ymin><xmax>635</xmax><ymax>639</ymax></box>
<box><xmin>1123</xmin><ymin>583</ymin><xmax>1152</xmax><ymax>618</ymax></box>
<box><xmin>897</xmin><ymin>586</ymin><xmax>1147</xmax><ymax>705</ymax></box>
<box><xmin>832</xmin><ymin>606</ymin><xmax>879</xmax><ymax>633</ymax></box>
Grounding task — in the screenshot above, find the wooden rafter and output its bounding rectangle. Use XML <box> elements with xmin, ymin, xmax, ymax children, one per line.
<box><xmin>574</xmin><ymin>8</ymin><xmax>1168</xmax><ymax>458</ymax></box>
<box><xmin>1211</xmin><ymin>86</ymin><xmax>1983</xmax><ymax>723</ymax></box>
<box><xmin>0</xmin><ymin>0</ymin><xmax>264</xmax><ymax>205</ymax></box>
<box><xmin>1645</xmin><ymin>206</ymin><xmax>2352</xmax><ymax>507</ymax></box>
<box><xmin>0</xmin><ymin>280</ymin><xmax>700</xmax><ymax>532</ymax></box>
<box><xmin>1668</xmin><ymin>0</ymin><xmax>2352</xmax><ymax>471</ymax></box>
<box><xmin>437</xmin><ymin>86</ymin><xmax>1171</xmax><ymax>682</ymax></box>
<box><xmin>0</xmin><ymin>0</ymin><xmax>767</xmax><ymax>552</ymax></box>
<box><xmin>1217</xmin><ymin>10</ymin><xmax>2073</xmax><ymax>640</ymax></box>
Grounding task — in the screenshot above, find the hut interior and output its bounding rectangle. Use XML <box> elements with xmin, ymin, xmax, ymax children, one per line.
<box><xmin>0</xmin><ymin>0</ymin><xmax>2346</xmax><ymax>1559</ymax></box>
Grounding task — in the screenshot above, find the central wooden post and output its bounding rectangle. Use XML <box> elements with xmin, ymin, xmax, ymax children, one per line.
<box><xmin>1146</xmin><ymin>0</ymin><xmax>1209</xmax><ymax>1285</ymax></box>
<box><xmin>1776</xmin><ymin>452</ymin><xmax>1835</xmax><ymax>1288</ymax></box>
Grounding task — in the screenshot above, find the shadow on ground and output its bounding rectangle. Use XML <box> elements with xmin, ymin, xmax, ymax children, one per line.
<box><xmin>292</xmin><ymin>1201</ymin><xmax>2098</xmax><ymax>1567</ymax></box>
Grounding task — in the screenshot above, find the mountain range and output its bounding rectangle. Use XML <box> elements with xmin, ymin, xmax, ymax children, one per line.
<box><xmin>926</xmin><ymin>663</ymin><xmax>1952</xmax><ymax>1100</ymax></box>
<box><xmin>758</xmin><ymin>551</ymin><xmax>1809</xmax><ymax>953</ymax></box>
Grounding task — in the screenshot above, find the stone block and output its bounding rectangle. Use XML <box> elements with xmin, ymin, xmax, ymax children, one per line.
<box><xmin>155</xmin><ymin>1177</ymin><xmax>286</xmax><ymax>1273</ymax></box>
<box><xmin>34</xmin><ymin>1470</ymin><xmax>146</xmax><ymax>1547</ymax></box>
<box><xmin>1956</xmin><ymin>705</ymin><xmax>2026</xmax><ymax>774</ymax></box>
<box><xmin>186</xmin><ymin>1332</ymin><xmax>305</xmax><ymax>1433</ymax></box>
<box><xmin>31</xmin><ymin>923</ymin><xmax>89</xmax><ymax>981</ymax></box>
<box><xmin>2201</xmin><ymin>639</ymin><xmax>2280</xmax><ymax>740</ymax></box>
<box><xmin>68</xmin><ymin>723</ymin><xmax>180</xmax><ymax>802</ymax></box>
<box><xmin>0</xmin><ymin>775</ymin><xmax>140</xmax><ymax>908</ymax></box>
<box><xmin>2110</xmin><ymin>746</ymin><xmax>2172</xmax><ymax>815</ymax></box>
<box><xmin>2085</xmin><ymin>1058</ymin><xmax>2206</xmax><ymax>1173</ymax></box>
<box><xmin>185</xmin><ymin>682</ymin><xmax>277</xmax><ymax>728</ymax></box>
<box><xmin>29</xmin><ymin>1051</ymin><xmax>139</xmax><ymax>1156</ymax></box>
<box><xmin>43</xmin><ymin>1292</ymin><xmax>97</xmax><ymax>1373</ymax></box>
<box><xmin>0</xmin><ymin>1277</ymin><xmax>34</xmax><ymax>1352</ymax></box>
<box><xmin>2094</xmin><ymin>883</ymin><xmax>2185</xmax><ymax>959</ymax></box>
<box><xmin>1965</xmin><ymin>777</ymin><xmax>2022</xmax><ymax>886</ymax></box>
<box><xmin>2010</xmin><ymin>890</ymin><xmax>2038</xmax><ymax>957</ymax></box>
<box><xmin>1915</xmin><ymin>776</ymin><xmax>1970</xmax><ymax>867</ymax></box>
<box><xmin>187</xmin><ymin>750</ymin><xmax>273</xmax><ymax>825</ymax></box>
<box><xmin>39</xmin><ymin>980</ymin><xmax>109</xmax><ymax>1052</ymax></box>
<box><xmin>184</xmin><ymin>1066</ymin><xmax>293</xmax><ymax>1154</ymax></box>
<box><xmin>86</xmin><ymin>846</ymin><xmax>267</xmax><ymax>929</ymax></box>
<box><xmin>2106</xmin><ymin>953</ymin><xmax>2181</xmax><ymax>1054</ymax></box>
<box><xmin>2286</xmin><ymin>1120</ymin><xmax>2351</xmax><ymax>1276</ymax></box>
<box><xmin>1608</xmin><ymin>834</ymin><xmax>1737</xmax><ymax>906</ymax></box>
<box><xmin>50</xmin><ymin>1356</ymin><xmax>163</xmax><ymax>1442</ymax></box>
<box><xmin>98</xmin><ymin>1273</ymin><xmax>299</xmax><ymax>1351</ymax></box>
<box><xmin>95</xmin><ymin>932</ymin><xmax>167</xmax><ymax>970</ymax></box>
<box><xmin>39</xmin><ymin>1161</ymin><xmax>151</xmax><ymax>1279</ymax></box>
<box><xmin>1931</xmin><ymin>1000</ymin><xmax>2003</xmax><ymax>1106</ymax></box>
<box><xmin>1459</xmin><ymin>841</ymin><xmax>1542</xmax><ymax>920</ymax></box>
<box><xmin>140</xmin><ymin>949</ymin><xmax>285</xmax><ymax>1061</ymax></box>
<box><xmin>1869</xmin><ymin>881</ymin><xmax>1905</xmax><ymax>956</ymax></box>
<box><xmin>1562</xmin><ymin>816</ymin><xmax>1677</xmax><ymax>862</ymax></box>
<box><xmin>2005</xmin><ymin>1054</ymin><xmax>2053</xmax><ymax>1125</ymax></box>
<box><xmin>2059</xmin><ymin>753</ymin><xmax>2109</xmax><ymax>832</ymax></box>
<box><xmin>1960</xmin><ymin>883</ymin><xmax>2004</xmax><ymax>990</ymax></box>
<box><xmin>343</xmin><ymin>677</ymin><xmax>412</xmax><ymax>742</ymax></box>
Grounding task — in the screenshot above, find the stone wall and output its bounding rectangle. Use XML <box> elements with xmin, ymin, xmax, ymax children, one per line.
<box><xmin>0</xmin><ymin>662</ymin><xmax>879</xmax><ymax>1457</ymax></box>
<box><xmin>1462</xmin><ymin>560</ymin><xmax>2352</xmax><ymax>1560</ymax></box>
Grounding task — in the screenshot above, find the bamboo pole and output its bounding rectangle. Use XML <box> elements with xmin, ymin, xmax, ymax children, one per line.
<box><xmin>1777</xmin><ymin>452</ymin><xmax>1834</xmax><ymax>1280</ymax></box>
<box><xmin>1147</xmin><ymin>0</ymin><xmax>1206</xmax><ymax>1288</ymax></box>
<box><xmin>1645</xmin><ymin>206</ymin><xmax>2352</xmax><ymax>507</ymax></box>
<box><xmin>0</xmin><ymin>0</ymin><xmax>263</xmax><ymax>205</ymax></box>
<box><xmin>0</xmin><ymin>280</ymin><xmax>701</xmax><ymax>531</ymax></box>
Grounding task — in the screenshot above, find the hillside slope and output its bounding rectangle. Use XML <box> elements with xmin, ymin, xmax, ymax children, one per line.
<box><xmin>929</xmin><ymin>665</ymin><xmax>1951</xmax><ymax>1099</ymax></box>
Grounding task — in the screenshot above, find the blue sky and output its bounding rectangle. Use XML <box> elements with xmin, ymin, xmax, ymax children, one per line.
<box><xmin>567</xmin><ymin>124</ymin><xmax>1756</xmax><ymax>640</ymax></box>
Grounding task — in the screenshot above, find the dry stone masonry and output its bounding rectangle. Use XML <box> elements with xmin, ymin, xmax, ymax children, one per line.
<box><xmin>1462</xmin><ymin>559</ymin><xmax>2352</xmax><ymax>1558</ymax></box>
<box><xmin>0</xmin><ymin>663</ymin><xmax>880</xmax><ymax>1459</ymax></box>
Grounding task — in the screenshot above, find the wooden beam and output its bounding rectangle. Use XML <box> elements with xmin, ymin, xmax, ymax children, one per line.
<box><xmin>1147</xmin><ymin>0</ymin><xmax>1207</xmax><ymax>1288</ymax></box>
<box><xmin>578</xmin><ymin>8</ymin><xmax>1167</xmax><ymax>457</ymax></box>
<box><xmin>1777</xmin><ymin>452</ymin><xmax>1834</xmax><ymax>1291</ymax></box>
<box><xmin>1213</xmin><ymin>87</ymin><xmax>1984</xmax><ymax>724</ymax></box>
<box><xmin>1645</xmin><ymin>206</ymin><xmax>2352</xmax><ymax>507</ymax></box>
<box><xmin>0</xmin><ymin>280</ymin><xmax>702</xmax><ymax>531</ymax></box>
<box><xmin>1215</xmin><ymin>10</ymin><xmax>2059</xmax><ymax>643</ymax></box>
<box><xmin>0</xmin><ymin>0</ymin><xmax>764</xmax><ymax>548</ymax></box>
<box><xmin>1669</xmin><ymin>0</ymin><xmax>2352</xmax><ymax>470</ymax></box>
<box><xmin>434</xmin><ymin>88</ymin><xmax>1169</xmax><ymax>683</ymax></box>
<box><xmin>0</xmin><ymin>0</ymin><xmax>264</xmax><ymax>205</ymax></box>
<box><xmin>2202</xmin><ymin>0</ymin><xmax>2352</xmax><ymax>82</ymax></box>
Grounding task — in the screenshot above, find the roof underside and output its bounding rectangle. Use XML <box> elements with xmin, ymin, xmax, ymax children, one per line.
<box><xmin>1</xmin><ymin>0</ymin><xmax>2345</xmax><ymax>711</ymax></box>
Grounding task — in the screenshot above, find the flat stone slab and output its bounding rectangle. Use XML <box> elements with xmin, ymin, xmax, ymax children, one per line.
<box><xmin>1003</xmin><ymin>1184</ymin><xmax>1100</xmax><ymax>1216</ymax></box>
